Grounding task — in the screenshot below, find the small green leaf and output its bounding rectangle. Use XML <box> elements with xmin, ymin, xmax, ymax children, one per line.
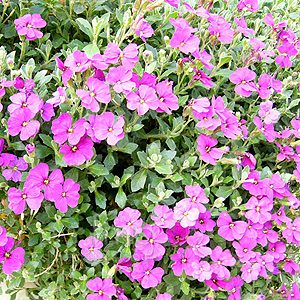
<box><xmin>95</xmin><ymin>190</ymin><xmax>106</xmax><ymax>209</ymax></box>
<box><xmin>89</xmin><ymin>164</ymin><xmax>109</xmax><ymax>176</ymax></box>
<box><xmin>131</xmin><ymin>169</ymin><xmax>147</xmax><ymax>192</ymax></box>
<box><xmin>115</xmin><ymin>187</ymin><xmax>127</xmax><ymax>208</ymax></box>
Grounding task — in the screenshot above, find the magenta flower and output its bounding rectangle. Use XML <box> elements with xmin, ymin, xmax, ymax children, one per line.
<box><xmin>275</xmin><ymin>43</ymin><xmax>297</xmax><ymax>68</ymax></box>
<box><xmin>51</xmin><ymin>179</ymin><xmax>80</xmax><ymax>213</ymax></box>
<box><xmin>234</xmin><ymin>16</ymin><xmax>255</xmax><ymax>37</ymax></box>
<box><xmin>267</xmin><ymin>241</ymin><xmax>286</xmax><ymax>263</ymax></box>
<box><xmin>166</xmin><ymin>222</ymin><xmax>190</xmax><ymax>246</ymax></box>
<box><xmin>205</xmin><ymin>273</ymin><xmax>227</xmax><ymax>291</ymax></box>
<box><xmin>155</xmin><ymin>80</ymin><xmax>179</xmax><ymax>114</ymax></box>
<box><xmin>8</xmin><ymin>183</ymin><xmax>44</xmax><ymax>214</ymax></box>
<box><xmin>78</xmin><ymin>236</ymin><xmax>103</xmax><ymax>261</ymax></box>
<box><xmin>258</xmin><ymin>100</ymin><xmax>280</xmax><ymax>124</ymax></box>
<box><xmin>127</xmin><ymin>85</ymin><xmax>159</xmax><ymax>115</ymax></box>
<box><xmin>241</xmin><ymin>262</ymin><xmax>260</xmax><ymax>283</ymax></box>
<box><xmin>94</xmin><ymin>112</ymin><xmax>125</xmax><ymax>146</ymax></box>
<box><xmin>173</xmin><ymin>199</ymin><xmax>199</xmax><ymax>227</ymax></box>
<box><xmin>208</xmin><ymin>21</ymin><xmax>234</xmax><ymax>44</ymax></box>
<box><xmin>86</xmin><ymin>277</ymin><xmax>116</xmax><ymax>300</ymax></box>
<box><xmin>40</xmin><ymin>102</ymin><xmax>54</xmax><ymax>122</ymax></box>
<box><xmin>291</xmin><ymin>119</ymin><xmax>300</xmax><ymax>139</ymax></box>
<box><xmin>114</xmin><ymin>207</ymin><xmax>143</xmax><ymax>237</ymax></box>
<box><xmin>237</xmin><ymin>0</ymin><xmax>259</xmax><ymax>11</ymax></box>
<box><xmin>187</xmin><ymin>231</ymin><xmax>212</xmax><ymax>258</ymax></box>
<box><xmin>287</xmin><ymin>283</ymin><xmax>300</xmax><ymax>300</ymax></box>
<box><xmin>107</xmin><ymin>66</ymin><xmax>135</xmax><ymax>94</ymax></box>
<box><xmin>219</xmin><ymin>110</ymin><xmax>241</xmax><ymax>140</ymax></box>
<box><xmin>55</xmin><ymin>56</ymin><xmax>73</xmax><ymax>86</ymax></box>
<box><xmin>245</xmin><ymin>196</ymin><xmax>273</xmax><ymax>224</ymax></box>
<box><xmin>136</xmin><ymin>21</ymin><xmax>154</xmax><ymax>42</ymax></box>
<box><xmin>249</xmin><ymin>38</ymin><xmax>275</xmax><ymax>61</ymax></box>
<box><xmin>276</xmin><ymin>142</ymin><xmax>294</xmax><ymax>162</ymax></box>
<box><xmin>184</xmin><ymin>3</ymin><xmax>210</xmax><ymax>18</ymax></box>
<box><xmin>192</xmin><ymin>211</ymin><xmax>216</xmax><ymax>232</ymax></box>
<box><xmin>60</xmin><ymin>137</ymin><xmax>94</xmax><ymax>166</ymax></box>
<box><xmin>64</xmin><ymin>50</ymin><xmax>91</xmax><ymax>73</ymax></box>
<box><xmin>233</xmin><ymin>236</ymin><xmax>257</xmax><ymax>263</ymax></box>
<box><xmin>170</xmin><ymin>28</ymin><xmax>200</xmax><ymax>54</ymax></box>
<box><xmin>217</xmin><ymin>212</ymin><xmax>247</xmax><ymax>241</ymax></box>
<box><xmin>222</xmin><ymin>276</ymin><xmax>243</xmax><ymax>300</ymax></box>
<box><xmin>131</xmin><ymin>260</ymin><xmax>164</xmax><ymax>289</ymax></box>
<box><xmin>171</xmin><ymin>248</ymin><xmax>198</xmax><ymax>276</ymax></box>
<box><xmin>76</xmin><ymin>77</ymin><xmax>111</xmax><ymax>112</ymax></box>
<box><xmin>257</xmin><ymin>254</ymin><xmax>275</xmax><ymax>278</ymax></box>
<box><xmin>240</xmin><ymin>153</ymin><xmax>256</xmax><ymax>170</ymax></box>
<box><xmin>2</xmin><ymin>157</ymin><xmax>28</xmax><ymax>182</ymax></box>
<box><xmin>26</xmin><ymin>163</ymin><xmax>64</xmax><ymax>200</ymax></box>
<box><xmin>192</xmin><ymin>261</ymin><xmax>212</xmax><ymax>282</ymax></box>
<box><xmin>0</xmin><ymin>237</ymin><xmax>25</xmax><ymax>275</ymax></box>
<box><xmin>52</xmin><ymin>113</ymin><xmax>87</xmax><ymax>145</ymax></box>
<box><xmin>229</xmin><ymin>68</ymin><xmax>257</xmax><ymax>97</ymax></box>
<box><xmin>191</xmin><ymin>49</ymin><xmax>214</xmax><ymax>70</ymax></box>
<box><xmin>183</xmin><ymin>184</ymin><xmax>209</xmax><ymax>213</ymax></box>
<box><xmin>14</xmin><ymin>14</ymin><xmax>46</xmax><ymax>40</ymax></box>
<box><xmin>255</xmin><ymin>74</ymin><xmax>273</xmax><ymax>99</ymax></box>
<box><xmin>263</xmin><ymin>13</ymin><xmax>287</xmax><ymax>31</ymax></box>
<box><xmin>84</xmin><ymin>115</ymin><xmax>102</xmax><ymax>143</ymax></box>
<box><xmin>115</xmin><ymin>258</ymin><xmax>133</xmax><ymax>281</ymax></box>
<box><xmin>47</xmin><ymin>87</ymin><xmax>67</xmax><ymax>107</ymax></box>
<box><xmin>253</xmin><ymin>116</ymin><xmax>277</xmax><ymax>142</ymax></box>
<box><xmin>210</xmin><ymin>246</ymin><xmax>236</xmax><ymax>279</ymax></box>
<box><xmin>263</xmin><ymin>173</ymin><xmax>288</xmax><ymax>199</ymax></box>
<box><xmin>8</xmin><ymin>92</ymin><xmax>42</xmax><ymax>115</ymax></box>
<box><xmin>8</xmin><ymin>108</ymin><xmax>40</xmax><ymax>141</ymax></box>
<box><xmin>0</xmin><ymin>226</ymin><xmax>7</xmax><ymax>247</ymax></box>
<box><xmin>135</xmin><ymin>224</ymin><xmax>168</xmax><ymax>260</ymax></box>
<box><xmin>197</xmin><ymin>134</ymin><xmax>224</xmax><ymax>165</ymax></box>
<box><xmin>156</xmin><ymin>293</ymin><xmax>172</xmax><ymax>300</ymax></box>
<box><xmin>104</xmin><ymin>43</ymin><xmax>139</xmax><ymax>70</ymax></box>
<box><xmin>192</xmin><ymin>69</ymin><xmax>214</xmax><ymax>88</ymax></box>
<box><xmin>151</xmin><ymin>205</ymin><xmax>176</xmax><ymax>228</ymax></box>
<box><xmin>282</xmin><ymin>217</ymin><xmax>300</xmax><ymax>246</ymax></box>
<box><xmin>271</xmin><ymin>205</ymin><xmax>291</xmax><ymax>225</ymax></box>
<box><xmin>284</xmin><ymin>258</ymin><xmax>300</xmax><ymax>275</ymax></box>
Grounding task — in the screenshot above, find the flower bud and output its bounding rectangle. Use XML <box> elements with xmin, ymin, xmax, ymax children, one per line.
<box><xmin>143</xmin><ymin>50</ymin><xmax>153</xmax><ymax>64</ymax></box>
<box><xmin>6</xmin><ymin>58</ymin><xmax>14</xmax><ymax>69</ymax></box>
<box><xmin>26</xmin><ymin>143</ymin><xmax>35</xmax><ymax>155</ymax></box>
<box><xmin>158</xmin><ymin>49</ymin><xmax>166</xmax><ymax>64</ymax></box>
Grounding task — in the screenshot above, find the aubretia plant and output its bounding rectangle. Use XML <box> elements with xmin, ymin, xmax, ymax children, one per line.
<box><xmin>0</xmin><ymin>0</ymin><xmax>300</xmax><ymax>299</ymax></box>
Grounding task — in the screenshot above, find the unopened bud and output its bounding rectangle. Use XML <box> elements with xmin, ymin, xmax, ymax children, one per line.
<box><xmin>143</xmin><ymin>50</ymin><xmax>153</xmax><ymax>64</ymax></box>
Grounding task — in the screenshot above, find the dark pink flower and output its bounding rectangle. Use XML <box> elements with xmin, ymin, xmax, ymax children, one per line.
<box><xmin>86</xmin><ymin>277</ymin><xmax>116</xmax><ymax>300</ymax></box>
<box><xmin>78</xmin><ymin>236</ymin><xmax>103</xmax><ymax>261</ymax></box>
<box><xmin>55</xmin><ymin>56</ymin><xmax>73</xmax><ymax>86</ymax></box>
<box><xmin>237</xmin><ymin>0</ymin><xmax>259</xmax><ymax>12</ymax></box>
<box><xmin>275</xmin><ymin>43</ymin><xmax>297</xmax><ymax>68</ymax></box>
<box><xmin>263</xmin><ymin>13</ymin><xmax>287</xmax><ymax>32</ymax></box>
<box><xmin>166</xmin><ymin>222</ymin><xmax>190</xmax><ymax>246</ymax></box>
<box><xmin>171</xmin><ymin>248</ymin><xmax>198</xmax><ymax>276</ymax></box>
<box><xmin>234</xmin><ymin>16</ymin><xmax>255</xmax><ymax>37</ymax></box>
<box><xmin>229</xmin><ymin>68</ymin><xmax>257</xmax><ymax>97</ymax></box>
<box><xmin>64</xmin><ymin>50</ymin><xmax>91</xmax><ymax>73</ymax></box>
<box><xmin>14</xmin><ymin>14</ymin><xmax>46</xmax><ymax>40</ymax></box>
<box><xmin>192</xmin><ymin>211</ymin><xmax>216</xmax><ymax>232</ymax></box>
<box><xmin>170</xmin><ymin>28</ymin><xmax>200</xmax><ymax>54</ymax></box>
<box><xmin>47</xmin><ymin>87</ymin><xmax>67</xmax><ymax>107</ymax></box>
<box><xmin>208</xmin><ymin>21</ymin><xmax>234</xmax><ymax>44</ymax></box>
<box><xmin>136</xmin><ymin>21</ymin><xmax>154</xmax><ymax>42</ymax></box>
<box><xmin>192</xmin><ymin>260</ymin><xmax>212</xmax><ymax>282</ymax></box>
<box><xmin>221</xmin><ymin>276</ymin><xmax>243</xmax><ymax>300</ymax></box>
<box><xmin>107</xmin><ymin>66</ymin><xmax>135</xmax><ymax>94</ymax></box>
<box><xmin>60</xmin><ymin>137</ymin><xmax>94</xmax><ymax>166</ymax></box>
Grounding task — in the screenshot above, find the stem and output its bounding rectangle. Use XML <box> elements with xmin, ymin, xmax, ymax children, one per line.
<box><xmin>34</xmin><ymin>248</ymin><xmax>59</xmax><ymax>278</ymax></box>
<box><xmin>17</xmin><ymin>39</ymin><xmax>26</xmax><ymax>69</ymax></box>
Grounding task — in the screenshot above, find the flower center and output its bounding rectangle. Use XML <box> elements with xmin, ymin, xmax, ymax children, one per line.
<box><xmin>180</xmin><ymin>42</ymin><xmax>185</xmax><ymax>46</ymax></box>
<box><xmin>160</xmin><ymin>97</ymin><xmax>165</xmax><ymax>102</ymax></box>
<box><xmin>60</xmin><ymin>95</ymin><xmax>65</xmax><ymax>100</ymax></box>
<box><xmin>68</xmin><ymin>128</ymin><xmax>73</xmax><ymax>133</ymax></box>
<box><xmin>12</xmin><ymin>166</ymin><xmax>18</xmax><ymax>171</ymax></box>
<box><xmin>22</xmin><ymin>121</ymin><xmax>27</xmax><ymax>127</ymax></box>
<box><xmin>229</xmin><ymin>223</ymin><xmax>235</xmax><ymax>229</ymax></box>
<box><xmin>4</xmin><ymin>252</ymin><xmax>10</xmax><ymax>258</ymax></box>
<box><xmin>199</xmin><ymin>219</ymin><xmax>204</xmax><ymax>224</ymax></box>
<box><xmin>108</xmin><ymin>127</ymin><xmax>113</xmax><ymax>132</ymax></box>
<box><xmin>90</xmin><ymin>92</ymin><xmax>95</xmax><ymax>97</ymax></box>
<box><xmin>99</xmin><ymin>290</ymin><xmax>103</xmax><ymax>295</ymax></box>
<box><xmin>217</xmin><ymin>261</ymin><xmax>221</xmax><ymax>265</ymax></box>
<box><xmin>216</xmin><ymin>33</ymin><xmax>220</xmax><ymax>37</ymax></box>
<box><xmin>232</xmin><ymin>288</ymin><xmax>236</xmax><ymax>293</ymax></box>
<box><xmin>62</xmin><ymin>192</ymin><xmax>66</xmax><ymax>197</ymax></box>
<box><xmin>277</xmin><ymin>211</ymin><xmax>282</xmax><ymax>216</ymax></box>
<box><xmin>119</xmin><ymin>53</ymin><xmax>124</xmax><ymax>58</ymax></box>
<box><xmin>191</xmin><ymin>196</ymin><xmax>197</xmax><ymax>202</ymax></box>
<box><xmin>140</xmin><ymin>99</ymin><xmax>145</xmax><ymax>104</ymax></box>
<box><xmin>241</xmin><ymin>80</ymin><xmax>246</xmax><ymax>84</ymax></box>
<box><xmin>72</xmin><ymin>146</ymin><xmax>78</xmax><ymax>152</ymax></box>
<box><xmin>22</xmin><ymin>102</ymin><xmax>27</xmax><ymax>107</ymax></box>
<box><xmin>146</xmin><ymin>270</ymin><xmax>150</xmax><ymax>275</ymax></box>
<box><xmin>270</xmin><ymin>184</ymin><xmax>273</xmax><ymax>189</ymax></box>
<box><xmin>27</xmin><ymin>24</ymin><xmax>32</xmax><ymax>28</ymax></box>
<box><xmin>117</xmin><ymin>81</ymin><xmax>121</xmax><ymax>84</ymax></box>
<box><xmin>89</xmin><ymin>247</ymin><xmax>94</xmax><ymax>251</ymax></box>
<box><xmin>181</xmin><ymin>258</ymin><xmax>187</xmax><ymax>263</ymax></box>
<box><xmin>175</xmin><ymin>235</ymin><xmax>180</xmax><ymax>240</ymax></box>
<box><xmin>22</xmin><ymin>194</ymin><xmax>27</xmax><ymax>199</ymax></box>
<box><xmin>161</xmin><ymin>217</ymin><xmax>165</xmax><ymax>222</ymax></box>
<box><xmin>149</xmin><ymin>238</ymin><xmax>154</xmax><ymax>244</ymax></box>
<box><xmin>263</xmin><ymin>229</ymin><xmax>268</xmax><ymax>234</ymax></box>
<box><xmin>256</xmin><ymin>206</ymin><xmax>260</xmax><ymax>212</ymax></box>
<box><xmin>184</xmin><ymin>212</ymin><xmax>188</xmax><ymax>216</ymax></box>
<box><xmin>127</xmin><ymin>222</ymin><xmax>132</xmax><ymax>226</ymax></box>
<box><xmin>205</xmin><ymin>146</ymin><xmax>211</xmax><ymax>153</ymax></box>
<box><xmin>44</xmin><ymin>179</ymin><xmax>49</xmax><ymax>185</ymax></box>
<box><xmin>247</xmin><ymin>269</ymin><xmax>252</xmax><ymax>273</ymax></box>
<box><xmin>243</xmin><ymin>248</ymin><xmax>248</xmax><ymax>253</ymax></box>
<box><xmin>292</xmin><ymin>226</ymin><xmax>296</xmax><ymax>230</ymax></box>
<box><xmin>283</xmin><ymin>53</ymin><xmax>287</xmax><ymax>57</ymax></box>
<box><xmin>77</xmin><ymin>63</ymin><xmax>81</xmax><ymax>67</ymax></box>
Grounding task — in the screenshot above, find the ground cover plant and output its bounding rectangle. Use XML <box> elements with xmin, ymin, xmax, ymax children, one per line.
<box><xmin>0</xmin><ymin>0</ymin><xmax>300</xmax><ymax>299</ymax></box>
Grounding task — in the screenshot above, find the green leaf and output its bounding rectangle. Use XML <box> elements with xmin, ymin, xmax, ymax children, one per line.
<box><xmin>131</xmin><ymin>169</ymin><xmax>147</xmax><ymax>192</ymax></box>
<box><xmin>115</xmin><ymin>187</ymin><xmax>127</xmax><ymax>208</ymax></box>
<box><xmin>181</xmin><ymin>281</ymin><xmax>190</xmax><ymax>295</ymax></box>
<box><xmin>76</xmin><ymin>18</ymin><xmax>94</xmax><ymax>42</ymax></box>
<box><xmin>155</xmin><ymin>164</ymin><xmax>172</xmax><ymax>175</ymax></box>
<box><xmin>214</xmin><ymin>68</ymin><xmax>234</xmax><ymax>78</ymax></box>
<box><xmin>73</xmin><ymin>2</ymin><xmax>86</xmax><ymax>14</ymax></box>
<box><xmin>62</xmin><ymin>218</ymin><xmax>78</xmax><ymax>228</ymax></box>
<box><xmin>35</xmin><ymin>145</ymin><xmax>53</xmax><ymax>159</ymax></box>
<box><xmin>83</xmin><ymin>44</ymin><xmax>100</xmax><ymax>59</ymax></box>
<box><xmin>118</xmin><ymin>143</ymin><xmax>138</xmax><ymax>154</ymax></box>
<box><xmin>39</xmin><ymin>134</ymin><xmax>53</xmax><ymax>148</ymax></box>
<box><xmin>55</xmin><ymin>220</ymin><xmax>64</xmax><ymax>233</ymax></box>
<box><xmin>89</xmin><ymin>164</ymin><xmax>109</xmax><ymax>176</ymax></box>
<box><xmin>95</xmin><ymin>190</ymin><xmax>106</xmax><ymax>209</ymax></box>
<box><xmin>216</xmin><ymin>186</ymin><xmax>233</xmax><ymax>199</ymax></box>
<box><xmin>217</xmin><ymin>52</ymin><xmax>232</xmax><ymax>68</ymax></box>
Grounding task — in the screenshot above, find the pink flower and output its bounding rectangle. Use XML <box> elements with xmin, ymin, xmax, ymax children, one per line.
<box><xmin>114</xmin><ymin>207</ymin><xmax>143</xmax><ymax>237</ymax></box>
<box><xmin>86</xmin><ymin>277</ymin><xmax>116</xmax><ymax>300</ymax></box>
<box><xmin>78</xmin><ymin>236</ymin><xmax>103</xmax><ymax>261</ymax></box>
<box><xmin>234</xmin><ymin>16</ymin><xmax>255</xmax><ymax>37</ymax></box>
<box><xmin>8</xmin><ymin>108</ymin><xmax>40</xmax><ymax>141</ymax></box>
<box><xmin>229</xmin><ymin>68</ymin><xmax>257</xmax><ymax>97</ymax></box>
<box><xmin>76</xmin><ymin>77</ymin><xmax>111</xmax><ymax>112</ymax></box>
<box><xmin>0</xmin><ymin>237</ymin><xmax>25</xmax><ymax>275</ymax></box>
<box><xmin>127</xmin><ymin>85</ymin><xmax>159</xmax><ymax>115</ymax></box>
<box><xmin>136</xmin><ymin>21</ymin><xmax>154</xmax><ymax>42</ymax></box>
<box><xmin>151</xmin><ymin>205</ymin><xmax>176</xmax><ymax>228</ymax></box>
<box><xmin>192</xmin><ymin>211</ymin><xmax>216</xmax><ymax>232</ymax></box>
<box><xmin>170</xmin><ymin>28</ymin><xmax>200</xmax><ymax>54</ymax></box>
<box><xmin>14</xmin><ymin>14</ymin><xmax>46</xmax><ymax>40</ymax></box>
<box><xmin>233</xmin><ymin>236</ymin><xmax>257</xmax><ymax>263</ymax></box>
<box><xmin>107</xmin><ymin>66</ymin><xmax>136</xmax><ymax>93</ymax></box>
<box><xmin>237</xmin><ymin>0</ymin><xmax>259</xmax><ymax>12</ymax></box>
<box><xmin>166</xmin><ymin>222</ymin><xmax>189</xmax><ymax>246</ymax></box>
<box><xmin>197</xmin><ymin>134</ymin><xmax>224</xmax><ymax>165</ymax></box>
<box><xmin>187</xmin><ymin>231</ymin><xmax>212</xmax><ymax>258</ymax></box>
<box><xmin>8</xmin><ymin>92</ymin><xmax>42</xmax><ymax>115</ymax></box>
<box><xmin>282</xmin><ymin>217</ymin><xmax>300</xmax><ymax>246</ymax></box>
<box><xmin>94</xmin><ymin>112</ymin><xmax>125</xmax><ymax>146</ymax></box>
<box><xmin>135</xmin><ymin>224</ymin><xmax>168</xmax><ymax>260</ymax></box>
<box><xmin>253</xmin><ymin>116</ymin><xmax>277</xmax><ymax>142</ymax></box>
<box><xmin>55</xmin><ymin>56</ymin><xmax>73</xmax><ymax>86</ymax></box>
<box><xmin>131</xmin><ymin>260</ymin><xmax>164</xmax><ymax>289</ymax></box>
<box><xmin>64</xmin><ymin>50</ymin><xmax>91</xmax><ymax>73</ymax></box>
<box><xmin>258</xmin><ymin>100</ymin><xmax>280</xmax><ymax>124</ymax></box>
<box><xmin>46</xmin><ymin>87</ymin><xmax>67</xmax><ymax>107</ymax></box>
<box><xmin>60</xmin><ymin>137</ymin><xmax>94</xmax><ymax>166</ymax></box>
<box><xmin>2</xmin><ymin>157</ymin><xmax>28</xmax><ymax>182</ymax></box>
<box><xmin>183</xmin><ymin>184</ymin><xmax>209</xmax><ymax>213</ymax></box>
<box><xmin>245</xmin><ymin>196</ymin><xmax>273</xmax><ymax>224</ymax></box>
<box><xmin>51</xmin><ymin>179</ymin><xmax>80</xmax><ymax>213</ymax></box>
<box><xmin>217</xmin><ymin>212</ymin><xmax>247</xmax><ymax>241</ymax></box>
<box><xmin>174</xmin><ymin>199</ymin><xmax>199</xmax><ymax>227</ymax></box>
<box><xmin>208</xmin><ymin>21</ymin><xmax>234</xmax><ymax>44</ymax></box>
<box><xmin>156</xmin><ymin>293</ymin><xmax>172</xmax><ymax>300</ymax></box>
<box><xmin>263</xmin><ymin>13</ymin><xmax>287</xmax><ymax>32</ymax></box>
<box><xmin>155</xmin><ymin>80</ymin><xmax>179</xmax><ymax>114</ymax></box>
<box><xmin>191</xmin><ymin>49</ymin><xmax>214</xmax><ymax>70</ymax></box>
<box><xmin>192</xmin><ymin>261</ymin><xmax>212</xmax><ymax>281</ymax></box>
<box><xmin>241</xmin><ymin>262</ymin><xmax>260</xmax><ymax>283</ymax></box>
<box><xmin>171</xmin><ymin>248</ymin><xmax>198</xmax><ymax>276</ymax></box>
<box><xmin>275</xmin><ymin>43</ymin><xmax>297</xmax><ymax>68</ymax></box>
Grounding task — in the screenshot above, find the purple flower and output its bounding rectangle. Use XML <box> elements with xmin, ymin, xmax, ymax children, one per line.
<box><xmin>237</xmin><ymin>0</ymin><xmax>259</xmax><ymax>11</ymax></box>
<box><xmin>135</xmin><ymin>224</ymin><xmax>168</xmax><ymax>260</ymax></box>
<box><xmin>78</xmin><ymin>236</ymin><xmax>103</xmax><ymax>261</ymax></box>
<box><xmin>234</xmin><ymin>16</ymin><xmax>255</xmax><ymax>37</ymax></box>
<box><xmin>275</xmin><ymin>43</ymin><xmax>297</xmax><ymax>68</ymax></box>
<box><xmin>131</xmin><ymin>260</ymin><xmax>164</xmax><ymax>289</ymax></box>
<box><xmin>249</xmin><ymin>38</ymin><xmax>275</xmax><ymax>61</ymax></box>
<box><xmin>284</xmin><ymin>258</ymin><xmax>300</xmax><ymax>275</ymax></box>
<box><xmin>76</xmin><ymin>77</ymin><xmax>111</xmax><ymax>112</ymax></box>
<box><xmin>191</xmin><ymin>49</ymin><xmax>214</xmax><ymax>70</ymax></box>
<box><xmin>166</xmin><ymin>222</ymin><xmax>190</xmax><ymax>246</ymax></box>
<box><xmin>64</xmin><ymin>50</ymin><xmax>91</xmax><ymax>73</ymax></box>
<box><xmin>192</xmin><ymin>69</ymin><xmax>214</xmax><ymax>88</ymax></box>
<box><xmin>192</xmin><ymin>211</ymin><xmax>216</xmax><ymax>232</ymax></box>
<box><xmin>26</xmin><ymin>163</ymin><xmax>64</xmax><ymax>200</ymax></box>
<box><xmin>115</xmin><ymin>258</ymin><xmax>133</xmax><ymax>281</ymax></box>
<box><xmin>0</xmin><ymin>237</ymin><xmax>25</xmax><ymax>275</ymax></box>
<box><xmin>8</xmin><ymin>92</ymin><xmax>42</xmax><ymax>115</ymax></box>
<box><xmin>197</xmin><ymin>134</ymin><xmax>224</xmax><ymax>165</ymax></box>
<box><xmin>107</xmin><ymin>66</ymin><xmax>136</xmax><ymax>94</ymax></box>
<box><xmin>52</xmin><ymin>113</ymin><xmax>87</xmax><ymax>146</ymax></box>
<box><xmin>156</xmin><ymin>293</ymin><xmax>172</xmax><ymax>300</ymax></box>
<box><xmin>127</xmin><ymin>85</ymin><xmax>159</xmax><ymax>115</ymax></box>
<box><xmin>192</xmin><ymin>261</ymin><xmax>212</xmax><ymax>281</ymax></box>
<box><xmin>151</xmin><ymin>205</ymin><xmax>176</xmax><ymax>228</ymax></box>
<box><xmin>240</xmin><ymin>153</ymin><xmax>256</xmax><ymax>170</ymax></box>
<box><xmin>94</xmin><ymin>112</ymin><xmax>125</xmax><ymax>146</ymax></box>
<box><xmin>258</xmin><ymin>100</ymin><xmax>280</xmax><ymax>124</ymax></box>
<box><xmin>14</xmin><ymin>14</ymin><xmax>46</xmax><ymax>40</ymax></box>
<box><xmin>136</xmin><ymin>21</ymin><xmax>154</xmax><ymax>42</ymax></box>
<box><xmin>8</xmin><ymin>183</ymin><xmax>44</xmax><ymax>214</ymax></box>
<box><xmin>271</xmin><ymin>205</ymin><xmax>291</xmax><ymax>225</ymax></box>
<box><xmin>114</xmin><ymin>207</ymin><xmax>143</xmax><ymax>237</ymax></box>
<box><xmin>2</xmin><ymin>157</ymin><xmax>28</xmax><ymax>182</ymax></box>
<box><xmin>222</xmin><ymin>276</ymin><xmax>243</xmax><ymax>300</ymax></box>
<box><xmin>282</xmin><ymin>217</ymin><xmax>300</xmax><ymax>246</ymax></box>
<box><xmin>0</xmin><ymin>226</ymin><xmax>7</xmax><ymax>247</ymax></box>
<box><xmin>233</xmin><ymin>237</ymin><xmax>257</xmax><ymax>263</ymax></box>
<box><xmin>55</xmin><ymin>56</ymin><xmax>73</xmax><ymax>86</ymax></box>
<box><xmin>47</xmin><ymin>87</ymin><xmax>67</xmax><ymax>107</ymax></box>
<box><xmin>187</xmin><ymin>231</ymin><xmax>212</xmax><ymax>258</ymax></box>
<box><xmin>40</xmin><ymin>102</ymin><xmax>54</xmax><ymax>122</ymax></box>
<box><xmin>173</xmin><ymin>199</ymin><xmax>199</xmax><ymax>227</ymax></box>
<box><xmin>86</xmin><ymin>277</ymin><xmax>116</xmax><ymax>300</ymax></box>
<box><xmin>51</xmin><ymin>179</ymin><xmax>80</xmax><ymax>213</ymax></box>
<box><xmin>155</xmin><ymin>80</ymin><xmax>179</xmax><ymax>114</ymax></box>
<box><xmin>184</xmin><ymin>3</ymin><xmax>210</xmax><ymax>18</ymax></box>
<box><xmin>60</xmin><ymin>137</ymin><xmax>94</xmax><ymax>166</ymax></box>
<box><xmin>241</xmin><ymin>262</ymin><xmax>260</xmax><ymax>283</ymax></box>
<box><xmin>170</xmin><ymin>28</ymin><xmax>200</xmax><ymax>54</ymax></box>
<box><xmin>229</xmin><ymin>68</ymin><xmax>257</xmax><ymax>97</ymax></box>
<box><xmin>217</xmin><ymin>212</ymin><xmax>247</xmax><ymax>241</ymax></box>
<box><xmin>171</xmin><ymin>248</ymin><xmax>198</xmax><ymax>276</ymax></box>
<box><xmin>263</xmin><ymin>13</ymin><xmax>287</xmax><ymax>31</ymax></box>
<box><xmin>8</xmin><ymin>108</ymin><xmax>40</xmax><ymax>141</ymax></box>
<box><xmin>287</xmin><ymin>283</ymin><xmax>300</xmax><ymax>300</ymax></box>
<box><xmin>208</xmin><ymin>21</ymin><xmax>234</xmax><ymax>44</ymax></box>
<box><xmin>210</xmin><ymin>246</ymin><xmax>236</xmax><ymax>279</ymax></box>
<box><xmin>267</xmin><ymin>241</ymin><xmax>286</xmax><ymax>263</ymax></box>
<box><xmin>245</xmin><ymin>196</ymin><xmax>273</xmax><ymax>224</ymax></box>
<box><xmin>253</xmin><ymin>116</ymin><xmax>277</xmax><ymax>142</ymax></box>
